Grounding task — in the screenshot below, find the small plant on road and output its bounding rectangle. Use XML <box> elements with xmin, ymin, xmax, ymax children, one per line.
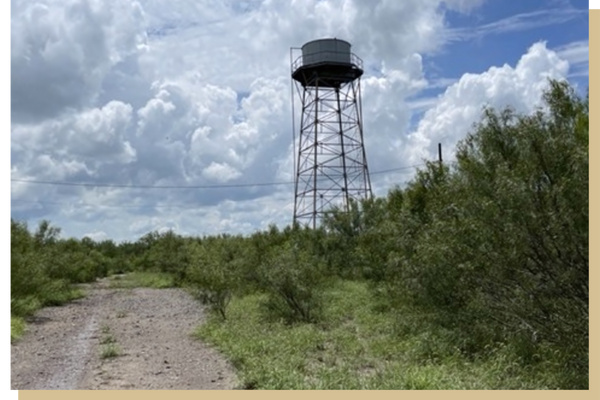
<box><xmin>99</xmin><ymin>325</ymin><xmax>120</xmax><ymax>358</ymax></box>
<box><xmin>100</xmin><ymin>334</ymin><xmax>116</xmax><ymax>345</ymax></box>
<box><xmin>100</xmin><ymin>342</ymin><xmax>121</xmax><ymax>359</ymax></box>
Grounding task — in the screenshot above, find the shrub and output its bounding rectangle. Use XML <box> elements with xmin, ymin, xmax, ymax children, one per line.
<box><xmin>186</xmin><ymin>239</ymin><xmax>241</xmax><ymax>320</ymax></box>
<box><xmin>255</xmin><ymin>240</ymin><xmax>327</xmax><ymax>324</ymax></box>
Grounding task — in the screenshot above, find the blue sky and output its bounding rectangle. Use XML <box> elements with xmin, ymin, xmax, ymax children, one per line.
<box><xmin>408</xmin><ymin>0</ymin><xmax>588</xmax><ymax>130</ymax></box>
<box><xmin>10</xmin><ymin>0</ymin><xmax>589</xmax><ymax>242</ymax></box>
<box><xmin>421</xmin><ymin>0</ymin><xmax>588</xmax><ymax>94</ymax></box>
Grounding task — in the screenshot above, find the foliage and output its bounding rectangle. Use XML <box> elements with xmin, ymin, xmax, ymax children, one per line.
<box><xmin>311</xmin><ymin>79</ymin><xmax>587</xmax><ymax>388</ymax></box>
<box><xmin>108</xmin><ymin>271</ymin><xmax>176</xmax><ymax>289</ymax></box>
<box><xmin>254</xmin><ymin>232</ymin><xmax>327</xmax><ymax>324</ymax></box>
<box><xmin>136</xmin><ymin>230</ymin><xmax>190</xmax><ymax>284</ymax></box>
<box><xmin>11</xmin><ymin>316</ymin><xmax>26</xmax><ymax>343</ymax></box>
<box><xmin>185</xmin><ymin>237</ymin><xmax>245</xmax><ymax>320</ymax></box>
<box><xmin>197</xmin><ymin>281</ymin><xmax>565</xmax><ymax>389</ymax></box>
<box><xmin>10</xmin><ymin>79</ymin><xmax>587</xmax><ymax>389</ymax></box>
<box><xmin>11</xmin><ymin>219</ymin><xmax>115</xmax><ymax>317</ymax></box>
<box><xmin>359</xmin><ymin>79</ymin><xmax>588</xmax><ymax>388</ymax></box>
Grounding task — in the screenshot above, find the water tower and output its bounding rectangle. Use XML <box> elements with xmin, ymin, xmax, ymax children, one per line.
<box><xmin>290</xmin><ymin>38</ymin><xmax>372</xmax><ymax>229</ymax></box>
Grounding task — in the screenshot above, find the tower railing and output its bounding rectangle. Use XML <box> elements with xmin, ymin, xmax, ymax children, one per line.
<box><xmin>291</xmin><ymin>51</ymin><xmax>363</xmax><ymax>73</ymax></box>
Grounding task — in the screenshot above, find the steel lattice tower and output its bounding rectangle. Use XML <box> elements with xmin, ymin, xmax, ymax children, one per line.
<box><xmin>291</xmin><ymin>38</ymin><xmax>372</xmax><ymax>229</ymax></box>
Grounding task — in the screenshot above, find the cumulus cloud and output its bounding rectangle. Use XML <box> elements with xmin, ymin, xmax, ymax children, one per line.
<box><xmin>12</xmin><ymin>101</ymin><xmax>136</xmax><ymax>179</ymax></box>
<box><xmin>10</xmin><ymin>0</ymin><xmax>583</xmax><ymax>241</ymax></box>
<box><xmin>403</xmin><ymin>41</ymin><xmax>569</xmax><ymax>167</ymax></box>
<box><xmin>202</xmin><ymin>162</ymin><xmax>242</xmax><ymax>182</ymax></box>
<box><xmin>11</xmin><ymin>0</ymin><xmax>147</xmax><ymax>123</ymax></box>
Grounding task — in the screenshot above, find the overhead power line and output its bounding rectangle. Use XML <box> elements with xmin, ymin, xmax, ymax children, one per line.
<box><xmin>369</xmin><ymin>164</ymin><xmax>426</xmax><ymax>175</ymax></box>
<box><xmin>11</xmin><ymin>163</ymin><xmax>435</xmax><ymax>211</ymax></box>
<box><xmin>10</xmin><ymin>163</ymin><xmax>426</xmax><ymax>190</ymax></box>
<box><xmin>12</xmin><ymin>199</ymin><xmax>196</xmax><ymax>210</ymax></box>
<box><xmin>9</xmin><ymin>178</ymin><xmax>290</xmax><ymax>189</ymax></box>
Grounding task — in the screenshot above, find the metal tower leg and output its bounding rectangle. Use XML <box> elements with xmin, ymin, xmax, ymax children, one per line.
<box><xmin>292</xmin><ymin>77</ymin><xmax>372</xmax><ymax>228</ymax></box>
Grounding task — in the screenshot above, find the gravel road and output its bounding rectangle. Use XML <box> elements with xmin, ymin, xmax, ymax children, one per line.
<box><xmin>11</xmin><ymin>278</ymin><xmax>238</xmax><ymax>390</ymax></box>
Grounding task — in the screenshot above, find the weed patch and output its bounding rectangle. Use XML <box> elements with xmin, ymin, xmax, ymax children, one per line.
<box><xmin>109</xmin><ymin>272</ymin><xmax>175</xmax><ymax>289</ymax></box>
<box><xmin>196</xmin><ymin>280</ymin><xmax>567</xmax><ymax>389</ymax></box>
<box><xmin>11</xmin><ymin>316</ymin><xmax>26</xmax><ymax>343</ymax></box>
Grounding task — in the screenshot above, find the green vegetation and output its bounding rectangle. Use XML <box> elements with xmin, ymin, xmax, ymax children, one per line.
<box><xmin>108</xmin><ymin>271</ymin><xmax>176</xmax><ymax>289</ymax></box>
<box><xmin>197</xmin><ymin>281</ymin><xmax>565</xmax><ymax>389</ymax></box>
<box><xmin>11</xmin><ymin>316</ymin><xmax>26</xmax><ymax>343</ymax></box>
<box><xmin>101</xmin><ymin>324</ymin><xmax>111</xmax><ymax>335</ymax></box>
<box><xmin>11</xmin><ymin>219</ymin><xmax>118</xmax><ymax>320</ymax></box>
<box><xmin>10</xmin><ymin>80</ymin><xmax>588</xmax><ymax>389</ymax></box>
<box><xmin>99</xmin><ymin>325</ymin><xmax>121</xmax><ymax>359</ymax></box>
<box><xmin>100</xmin><ymin>334</ymin><xmax>117</xmax><ymax>345</ymax></box>
<box><xmin>100</xmin><ymin>342</ymin><xmax>121</xmax><ymax>359</ymax></box>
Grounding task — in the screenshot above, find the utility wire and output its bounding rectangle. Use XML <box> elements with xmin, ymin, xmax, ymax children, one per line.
<box><xmin>12</xmin><ymin>199</ymin><xmax>196</xmax><ymax>210</ymax></box>
<box><xmin>369</xmin><ymin>163</ymin><xmax>427</xmax><ymax>175</ymax></box>
<box><xmin>9</xmin><ymin>178</ymin><xmax>291</xmax><ymax>189</ymax></box>
<box><xmin>8</xmin><ymin>163</ymin><xmax>440</xmax><ymax>210</ymax></box>
<box><xmin>10</xmin><ymin>163</ymin><xmax>427</xmax><ymax>190</ymax></box>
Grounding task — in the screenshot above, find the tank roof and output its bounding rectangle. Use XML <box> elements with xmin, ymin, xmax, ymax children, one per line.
<box><xmin>292</xmin><ymin>38</ymin><xmax>363</xmax><ymax>88</ymax></box>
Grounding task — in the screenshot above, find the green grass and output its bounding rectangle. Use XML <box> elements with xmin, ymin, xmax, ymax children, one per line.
<box><xmin>11</xmin><ymin>316</ymin><xmax>26</xmax><ymax>343</ymax></box>
<box><xmin>100</xmin><ymin>334</ymin><xmax>116</xmax><ymax>344</ymax></box>
<box><xmin>108</xmin><ymin>271</ymin><xmax>176</xmax><ymax>289</ymax></box>
<box><xmin>11</xmin><ymin>296</ymin><xmax>42</xmax><ymax>318</ymax></box>
<box><xmin>11</xmin><ymin>284</ymin><xmax>86</xmax><ymax>344</ymax></box>
<box><xmin>196</xmin><ymin>280</ymin><xmax>564</xmax><ymax>390</ymax></box>
<box><xmin>8</xmin><ymin>286</ymin><xmax>86</xmax><ymax>317</ymax></box>
<box><xmin>99</xmin><ymin>324</ymin><xmax>121</xmax><ymax>358</ymax></box>
<box><xmin>100</xmin><ymin>342</ymin><xmax>121</xmax><ymax>359</ymax></box>
<box><xmin>43</xmin><ymin>286</ymin><xmax>86</xmax><ymax>306</ymax></box>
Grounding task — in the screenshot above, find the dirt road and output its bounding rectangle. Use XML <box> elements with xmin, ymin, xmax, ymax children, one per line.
<box><xmin>11</xmin><ymin>278</ymin><xmax>238</xmax><ymax>390</ymax></box>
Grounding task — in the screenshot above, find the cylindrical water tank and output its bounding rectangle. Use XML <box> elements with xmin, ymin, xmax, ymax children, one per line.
<box><xmin>301</xmin><ymin>38</ymin><xmax>352</xmax><ymax>66</ymax></box>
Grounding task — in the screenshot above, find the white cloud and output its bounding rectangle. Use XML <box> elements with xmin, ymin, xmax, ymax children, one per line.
<box><xmin>11</xmin><ymin>0</ymin><xmax>147</xmax><ymax>123</ymax></box>
<box><xmin>83</xmin><ymin>230</ymin><xmax>108</xmax><ymax>241</ymax></box>
<box><xmin>555</xmin><ymin>40</ymin><xmax>589</xmax><ymax>78</ymax></box>
<box><xmin>446</xmin><ymin>8</ymin><xmax>587</xmax><ymax>42</ymax></box>
<box><xmin>202</xmin><ymin>162</ymin><xmax>242</xmax><ymax>182</ymax></box>
<box><xmin>10</xmin><ymin>0</ymin><xmax>584</xmax><ymax>241</ymax></box>
<box><xmin>11</xmin><ymin>101</ymin><xmax>136</xmax><ymax>181</ymax></box>
<box><xmin>404</xmin><ymin>42</ymin><xmax>569</xmax><ymax>168</ymax></box>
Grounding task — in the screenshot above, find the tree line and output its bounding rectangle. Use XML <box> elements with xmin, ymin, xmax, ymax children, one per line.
<box><xmin>11</xmin><ymin>80</ymin><xmax>588</xmax><ymax>389</ymax></box>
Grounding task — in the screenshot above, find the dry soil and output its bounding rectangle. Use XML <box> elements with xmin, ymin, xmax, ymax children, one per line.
<box><xmin>11</xmin><ymin>277</ymin><xmax>238</xmax><ymax>390</ymax></box>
